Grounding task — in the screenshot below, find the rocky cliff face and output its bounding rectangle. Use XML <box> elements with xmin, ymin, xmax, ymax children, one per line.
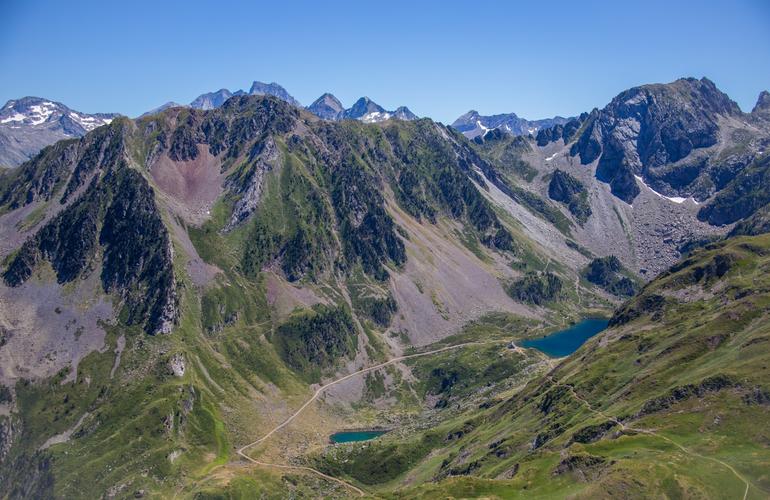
<box><xmin>465</xmin><ymin>78</ymin><xmax>770</xmax><ymax>278</ymax></box>
<box><xmin>568</xmin><ymin>78</ymin><xmax>752</xmax><ymax>203</ymax></box>
<box><xmin>697</xmin><ymin>154</ymin><xmax>770</xmax><ymax>225</ymax></box>
<box><xmin>536</xmin><ymin>112</ymin><xmax>591</xmax><ymax>146</ymax></box>
<box><xmin>547</xmin><ymin>169</ymin><xmax>591</xmax><ymax>224</ymax></box>
<box><xmin>752</xmin><ymin>90</ymin><xmax>770</xmax><ymax>118</ymax></box>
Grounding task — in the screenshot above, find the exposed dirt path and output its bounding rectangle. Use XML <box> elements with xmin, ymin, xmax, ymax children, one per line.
<box><xmin>244</xmin><ymin>458</ymin><xmax>367</xmax><ymax>497</ymax></box>
<box><xmin>574</xmin><ymin>275</ymin><xmax>581</xmax><ymax>306</ymax></box>
<box><xmin>553</xmin><ymin>377</ymin><xmax>754</xmax><ymax>500</ymax></box>
<box><xmin>236</xmin><ymin>340</ymin><xmax>503</xmax><ymax>497</ymax></box>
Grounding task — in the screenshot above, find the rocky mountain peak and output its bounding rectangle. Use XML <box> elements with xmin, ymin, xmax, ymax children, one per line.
<box><xmin>308</xmin><ymin>93</ymin><xmax>345</xmax><ymax>120</ymax></box>
<box><xmin>309</xmin><ymin>95</ymin><xmax>417</xmax><ymax>123</ymax></box>
<box><xmin>248</xmin><ymin>81</ymin><xmax>301</xmax><ymax>107</ymax></box>
<box><xmin>0</xmin><ymin>97</ymin><xmax>119</xmax><ymax>166</ymax></box>
<box><xmin>752</xmin><ymin>90</ymin><xmax>770</xmax><ymax>116</ymax></box>
<box><xmin>1</xmin><ymin>97</ymin><xmax>116</xmax><ymax>131</ymax></box>
<box><xmin>1</xmin><ymin>97</ymin><xmax>64</xmax><ymax>128</ymax></box>
<box><xmin>456</xmin><ymin>110</ymin><xmax>481</xmax><ymax>121</ymax></box>
<box><xmin>317</xmin><ymin>93</ymin><xmax>343</xmax><ymax>107</ymax></box>
<box><xmin>341</xmin><ymin>97</ymin><xmax>388</xmax><ymax>122</ymax></box>
<box><xmin>344</xmin><ymin>97</ymin><xmax>384</xmax><ymax>117</ymax></box>
<box><xmin>570</xmin><ymin>77</ymin><xmax>745</xmax><ymax>203</ymax></box>
<box><xmin>190</xmin><ymin>88</ymin><xmax>245</xmax><ymax>110</ymax></box>
<box><xmin>187</xmin><ymin>81</ymin><xmax>301</xmax><ymax>112</ymax></box>
<box><xmin>609</xmin><ymin>77</ymin><xmax>740</xmax><ymax>118</ymax></box>
<box><xmin>393</xmin><ymin>106</ymin><xmax>418</xmax><ymax>120</ymax></box>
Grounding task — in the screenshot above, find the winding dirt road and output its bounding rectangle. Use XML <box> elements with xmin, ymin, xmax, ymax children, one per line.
<box><xmin>236</xmin><ymin>340</ymin><xmax>506</xmax><ymax>496</ymax></box>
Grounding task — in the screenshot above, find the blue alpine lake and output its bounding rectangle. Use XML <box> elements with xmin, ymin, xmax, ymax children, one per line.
<box><xmin>521</xmin><ymin>318</ymin><xmax>610</xmax><ymax>357</ymax></box>
<box><xmin>330</xmin><ymin>430</ymin><xmax>389</xmax><ymax>443</ymax></box>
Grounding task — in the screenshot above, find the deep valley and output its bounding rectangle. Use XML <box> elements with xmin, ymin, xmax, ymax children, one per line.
<box><xmin>1</xmin><ymin>73</ymin><xmax>769</xmax><ymax>499</ymax></box>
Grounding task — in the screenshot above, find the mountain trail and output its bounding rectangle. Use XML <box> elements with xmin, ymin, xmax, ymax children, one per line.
<box><xmin>235</xmin><ymin>340</ymin><xmax>507</xmax><ymax>496</ymax></box>
<box><xmin>574</xmin><ymin>275</ymin><xmax>581</xmax><ymax>306</ymax></box>
<box><xmin>237</xmin><ymin>341</ymin><xmax>499</xmax><ymax>453</ymax></box>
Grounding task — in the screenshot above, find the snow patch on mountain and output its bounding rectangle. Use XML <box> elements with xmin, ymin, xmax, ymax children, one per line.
<box><xmin>452</xmin><ymin>110</ymin><xmax>571</xmax><ymax>139</ymax></box>
<box><xmin>634</xmin><ymin>175</ymin><xmax>697</xmax><ymax>204</ymax></box>
<box><xmin>1</xmin><ymin>113</ymin><xmax>25</xmax><ymax>124</ymax></box>
<box><xmin>28</xmin><ymin>102</ymin><xmax>57</xmax><ymax>125</ymax></box>
<box><xmin>0</xmin><ymin>97</ymin><xmax>120</xmax><ymax>167</ymax></box>
<box><xmin>362</xmin><ymin>111</ymin><xmax>392</xmax><ymax>123</ymax></box>
<box><xmin>69</xmin><ymin>112</ymin><xmax>112</xmax><ymax>131</ymax></box>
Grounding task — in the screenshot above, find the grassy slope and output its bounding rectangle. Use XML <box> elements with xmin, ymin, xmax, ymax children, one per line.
<box><xmin>311</xmin><ymin>234</ymin><xmax>770</xmax><ymax>499</ymax></box>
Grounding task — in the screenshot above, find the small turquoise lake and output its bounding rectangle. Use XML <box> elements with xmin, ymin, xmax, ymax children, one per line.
<box><xmin>330</xmin><ymin>430</ymin><xmax>388</xmax><ymax>443</ymax></box>
<box><xmin>521</xmin><ymin>318</ymin><xmax>609</xmax><ymax>357</ymax></box>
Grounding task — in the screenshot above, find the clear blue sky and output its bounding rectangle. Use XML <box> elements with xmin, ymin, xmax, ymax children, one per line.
<box><xmin>1</xmin><ymin>0</ymin><xmax>768</xmax><ymax>123</ymax></box>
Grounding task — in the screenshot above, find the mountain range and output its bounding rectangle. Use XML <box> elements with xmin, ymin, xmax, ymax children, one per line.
<box><xmin>0</xmin><ymin>82</ymin><xmax>418</xmax><ymax>167</ymax></box>
<box><xmin>1</xmin><ymin>77</ymin><xmax>770</xmax><ymax>498</ymax></box>
<box><xmin>309</xmin><ymin>94</ymin><xmax>418</xmax><ymax>122</ymax></box>
<box><xmin>451</xmin><ymin>110</ymin><xmax>572</xmax><ymax>139</ymax></box>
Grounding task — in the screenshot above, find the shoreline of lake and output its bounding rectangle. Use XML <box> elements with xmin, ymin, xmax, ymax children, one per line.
<box><xmin>329</xmin><ymin>428</ymin><xmax>390</xmax><ymax>444</ymax></box>
<box><xmin>521</xmin><ymin>318</ymin><xmax>610</xmax><ymax>357</ymax></box>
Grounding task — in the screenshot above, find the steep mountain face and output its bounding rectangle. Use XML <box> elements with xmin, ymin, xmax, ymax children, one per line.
<box><xmin>565</xmin><ymin>78</ymin><xmax>765</xmax><ymax>204</ymax></box>
<box><xmin>315</xmin><ymin>233</ymin><xmax>770</xmax><ymax>498</ymax></box>
<box><xmin>307</xmin><ymin>93</ymin><xmax>345</xmax><ymax>120</ymax></box>
<box><xmin>493</xmin><ymin>78</ymin><xmax>770</xmax><ymax>276</ymax></box>
<box><xmin>0</xmin><ymin>95</ymin><xmax>600</xmax><ymax>497</ymax></box>
<box><xmin>536</xmin><ymin>111</ymin><xmax>592</xmax><ymax>146</ymax></box>
<box><xmin>729</xmin><ymin>203</ymin><xmax>770</xmax><ymax>237</ymax></box>
<box><xmin>697</xmin><ymin>153</ymin><xmax>770</xmax><ymax>225</ymax></box>
<box><xmin>0</xmin><ymin>120</ymin><xmax>178</xmax><ymax>336</ymax></box>
<box><xmin>451</xmin><ymin>110</ymin><xmax>571</xmax><ymax>139</ymax></box>
<box><xmin>547</xmin><ymin>169</ymin><xmax>591</xmax><ymax>224</ymax></box>
<box><xmin>0</xmin><ymin>97</ymin><xmax>118</xmax><ymax>167</ymax></box>
<box><xmin>752</xmin><ymin>90</ymin><xmax>770</xmax><ymax>117</ymax></box>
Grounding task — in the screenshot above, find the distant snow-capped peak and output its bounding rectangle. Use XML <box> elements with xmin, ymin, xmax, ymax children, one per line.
<box><xmin>0</xmin><ymin>97</ymin><xmax>115</xmax><ymax>131</ymax></box>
